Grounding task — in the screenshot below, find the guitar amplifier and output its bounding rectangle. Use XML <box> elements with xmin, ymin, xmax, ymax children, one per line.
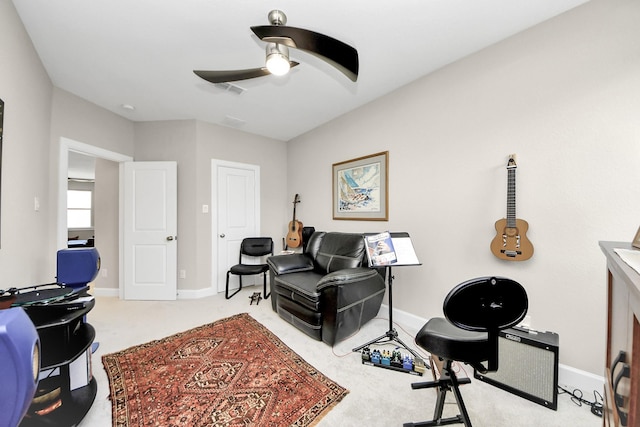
<box><xmin>474</xmin><ymin>326</ymin><xmax>559</xmax><ymax>410</ymax></box>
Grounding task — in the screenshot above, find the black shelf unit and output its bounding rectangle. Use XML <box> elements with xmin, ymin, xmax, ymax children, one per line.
<box><xmin>20</xmin><ymin>295</ymin><xmax>97</xmax><ymax>427</ymax></box>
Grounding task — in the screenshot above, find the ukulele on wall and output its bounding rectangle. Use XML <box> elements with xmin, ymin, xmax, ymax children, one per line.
<box><xmin>285</xmin><ymin>194</ymin><xmax>303</xmax><ymax>249</ymax></box>
<box><xmin>490</xmin><ymin>155</ymin><xmax>534</xmax><ymax>261</ymax></box>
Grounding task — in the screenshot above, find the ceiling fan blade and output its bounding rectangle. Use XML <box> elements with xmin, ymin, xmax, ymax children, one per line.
<box><xmin>251</xmin><ymin>25</ymin><xmax>359</xmax><ymax>82</ymax></box>
<box><xmin>194</xmin><ymin>62</ymin><xmax>299</xmax><ymax>84</ymax></box>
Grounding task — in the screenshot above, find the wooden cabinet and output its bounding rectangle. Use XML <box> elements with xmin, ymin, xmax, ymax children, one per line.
<box><xmin>600</xmin><ymin>242</ymin><xmax>640</xmax><ymax>427</ymax></box>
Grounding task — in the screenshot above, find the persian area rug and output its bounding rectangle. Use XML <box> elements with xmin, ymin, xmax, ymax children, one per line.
<box><xmin>102</xmin><ymin>313</ymin><xmax>348</xmax><ymax>427</ymax></box>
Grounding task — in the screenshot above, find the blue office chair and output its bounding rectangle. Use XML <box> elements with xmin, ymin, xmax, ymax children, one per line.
<box><xmin>226</xmin><ymin>237</ymin><xmax>273</xmax><ymax>299</ymax></box>
<box><xmin>404</xmin><ymin>276</ymin><xmax>528</xmax><ymax>427</ymax></box>
<box><xmin>0</xmin><ymin>306</ymin><xmax>41</xmax><ymax>427</ymax></box>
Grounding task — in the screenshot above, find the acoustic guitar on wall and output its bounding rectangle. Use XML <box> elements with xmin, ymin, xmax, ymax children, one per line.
<box><xmin>285</xmin><ymin>194</ymin><xmax>303</xmax><ymax>249</ymax></box>
<box><xmin>490</xmin><ymin>156</ymin><xmax>534</xmax><ymax>261</ymax></box>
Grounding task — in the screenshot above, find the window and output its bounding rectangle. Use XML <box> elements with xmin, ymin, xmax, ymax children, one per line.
<box><xmin>67</xmin><ymin>189</ymin><xmax>92</xmax><ymax>228</ymax></box>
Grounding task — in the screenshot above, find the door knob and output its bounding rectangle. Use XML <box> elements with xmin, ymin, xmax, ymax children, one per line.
<box><xmin>220</xmin><ymin>234</ymin><xmax>226</xmax><ymax>238</ymax></box>
<box><xmin>166</xmin><ymin>236</ymin><xmax>175</xmax><ymax>241</ymax></box>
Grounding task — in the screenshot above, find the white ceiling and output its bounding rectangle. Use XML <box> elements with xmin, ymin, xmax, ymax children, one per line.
<box><xmin>68</xmin><ymin>151</ymin><xmax>96</xmax><ymax>180</ymax></box>
<box><xmin>13</xmin><ymin>0</ymin><xmax>590</xmax><ymax>142</ymax></box>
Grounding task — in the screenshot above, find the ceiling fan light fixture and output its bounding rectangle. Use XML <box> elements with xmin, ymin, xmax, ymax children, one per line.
<box><xmin>193</xmin><ymin>9</ymin><xmax>358</xmax><ymax>84</ymax></box>
<box><xmin>265</xmin><ymin>43</ymin><xmax>290</xmax><ymax>76</ymax></box>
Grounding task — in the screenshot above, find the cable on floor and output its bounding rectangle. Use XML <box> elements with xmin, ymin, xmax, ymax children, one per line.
<box><xmin>557</xmin><ymin>385</ymin><xmax>603</xmax><ymax>417</ymax></box>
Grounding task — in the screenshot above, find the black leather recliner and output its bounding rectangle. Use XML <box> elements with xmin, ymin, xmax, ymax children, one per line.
<box><xmin>267</xmin><ymin>231</ymin><xmax>386</xmax><ymax>346</ymax></box>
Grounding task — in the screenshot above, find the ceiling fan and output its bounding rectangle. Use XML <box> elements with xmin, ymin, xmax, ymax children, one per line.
<box><xmin>193</xmin><ymin>10</ymin><xmax>359</xmax><ymax>84</ymax></box>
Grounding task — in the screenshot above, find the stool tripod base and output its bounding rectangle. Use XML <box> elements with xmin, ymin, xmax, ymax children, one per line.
<box><xmin>404</xmin><ymin>359</ymin><xmax>473</xmax><ymax>427</ymax></box>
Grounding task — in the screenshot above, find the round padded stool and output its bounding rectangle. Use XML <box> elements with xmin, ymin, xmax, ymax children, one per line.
<box><xmin>404</xmin><ymin>276</ymin><xmax>528</xmax><ymax>427</ymax></box>
<box><xmin>416</xmin><ymin>318</ymin><xmax>489</xmax><ymax>367</ymax></box>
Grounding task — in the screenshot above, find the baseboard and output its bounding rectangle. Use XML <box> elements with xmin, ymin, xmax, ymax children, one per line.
<box><xmin>382</xmin><ymin>303</ymin><xmax>605</xmax><ymax>394</ymax></box>
<box><xmin>92</xmin><ymin>286</ymin><xmax>218</xmax><ymax>299</ymax></box>
<box><xmin>177</xmin><ymin>286</ymin><xmax>217</xmax><ymax>299</ymax></box>
<box><xmin>380</xmin><ymin>303</ymin><xmax>427</xmax><ymax>335</ymax></box>
<box><xmin>558</xmin><ymin>363</ymin><xmax>604</xmax><ymax>394</ymax></box>
<box><xmin>92</xmin><ymin>287</ymin><xmax>119</xmax><ymax>297</ymax></box>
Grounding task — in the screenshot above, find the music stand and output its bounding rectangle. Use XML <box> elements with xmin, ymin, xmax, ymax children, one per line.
<box><xmin>352</xmin><ymin>232</ymin><xmax>421</xmax><ymax>357</ymax></box>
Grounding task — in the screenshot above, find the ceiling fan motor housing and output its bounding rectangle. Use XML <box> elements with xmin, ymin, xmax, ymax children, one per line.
<box><xmin>268</xmin><ymin>10</ymin><xmax>287</xmax><ymax>26</ymax></box>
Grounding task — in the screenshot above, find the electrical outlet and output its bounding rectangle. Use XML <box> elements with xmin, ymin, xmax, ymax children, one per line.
<box><xmin>102</xmin><ymin>268</ymin><xmax>108</xmax><ymax>278</ymax></box>
<box><xmin>179</xmin><ymin>269</ymin><xmax>186</xmax><ymax>279</ymax></box>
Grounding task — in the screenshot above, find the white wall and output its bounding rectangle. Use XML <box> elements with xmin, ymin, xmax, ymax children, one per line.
<box><xmin>47</xmin><ymin>89</ymin><xmax>135</xmax><ymax>283</ymax></box>
<box><xmin>1</xmin><ymin>1</ymin><xmax>134</xmax><ymax>287</ymax></box>
<box><xmin>134</xmin><ymin>120</ymin><xmax>199</xmax><ymax>292</ymax></box>
<box><xmin>286</xmin><ymin>0</ymin><xmax>640</xmax><ymax>375</ymax></box>
<box><xmin>0</xmin><ymin>0</ymin><xmax>53</xmax><ymax>284</ymax></box>
<box><xmin>195</xmin><ymin>121</ymin><xmax>289</xmax><ymax>294</ymax></box>
<box><xmin>92</xmin><ymin>158</ymin><xmax>119</xmax><ymax>290</ymax></box>
<box><xmin>3</xmin><ymin>0</ymin><xmax>637</xmax><ymax>377</ymax></box>
<box><xmin>134</xmin><ymin>120</ymin><xmax>288</xmax><ymax>293</ymax></box>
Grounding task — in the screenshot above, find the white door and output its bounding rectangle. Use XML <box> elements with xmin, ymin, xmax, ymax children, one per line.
<box><xmin>123</xmin><ymin>161</ymin><xmax>177</xmax><ymax>300</ymax></box>
<box><xmin>212</xmin><ymin>160</ymin><xmax>260</xmax><ymax>294</ymax></box>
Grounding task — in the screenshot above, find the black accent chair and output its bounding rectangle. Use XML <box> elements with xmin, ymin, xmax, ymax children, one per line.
<box><xmin>404</xmin><ymin>276</ymin><xmax>528</xmax><ymax>427</ymax></box>
<box><xmin>301</xmin><ymin>226</ymin><xmax>316</xmax><ymax>251</ymax></box>
<box><xmin>225</xmin><ymin>237</ymin><xmax>273</xmax><ymax>299</ymax></box>
<box><xmin>267</xmin><ymin>231</ymin><xmax>386</xmax><ymax>346</ymax></box>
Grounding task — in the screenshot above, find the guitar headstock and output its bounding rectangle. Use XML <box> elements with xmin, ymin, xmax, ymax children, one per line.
<box><xmin>507</xmin><ymin>154</ymin><xmax>517</xmax><ymax>169</ymax></box>
<box><xmin>293</xmin><ymin>194</ymin><xmax>300</xmax><ymax>204</ymax></box>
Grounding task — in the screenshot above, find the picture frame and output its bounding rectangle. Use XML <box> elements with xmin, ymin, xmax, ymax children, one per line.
<box><xmin>333</xmin><ymin>151</ymin><xmax>388</xmax><ymax>221</ymax></box>
<box><xmin>633</xmin><ymin>226</ymin><xmax>640</xmax><ymax>249</ymax></box>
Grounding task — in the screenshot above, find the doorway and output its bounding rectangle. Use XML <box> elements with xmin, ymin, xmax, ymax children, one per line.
<box><xmin>58</xmin><ymin>137</ymin><xmax>132</xmax><ymax>296</ymax></box>
<box><xmin>211</xmin><ymin>159</ymin><xmax>261</xmax><ymax>294</ymax></box>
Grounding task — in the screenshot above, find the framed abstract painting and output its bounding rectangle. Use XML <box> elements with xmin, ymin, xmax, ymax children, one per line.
<box><xmin>332</xmin><ymin>151</ymin><xmax>388</xmax><ymax>221</ymax></box>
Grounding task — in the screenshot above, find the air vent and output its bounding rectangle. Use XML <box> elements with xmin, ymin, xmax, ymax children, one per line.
<box><xmin>213</xmin><ymin>82</ymin><xmax>246</xmax><ymax>95</ymax></box>
<box><xmin>222</xmin><ymin>115</ymin><xmax>246</xmax><ymax>128</ymax></box>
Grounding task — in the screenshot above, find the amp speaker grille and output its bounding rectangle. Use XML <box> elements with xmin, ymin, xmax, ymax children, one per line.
<box><xmin>474</xmin><ymin>327</ymin><xmax>559</xmax><ymax>410</ymax></box>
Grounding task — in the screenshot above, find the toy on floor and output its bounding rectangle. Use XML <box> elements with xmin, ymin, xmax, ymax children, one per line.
<box><xmin>249</xmin><ymin>292</ymin><xmax>262</xmax><ymax>305</ymax></box>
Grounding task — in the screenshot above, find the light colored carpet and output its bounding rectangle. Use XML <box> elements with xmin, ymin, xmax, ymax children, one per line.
<box><xmin>80</xmin><ymin>288</ymin><xmax>601</xmax><ymax>426</ymax></box>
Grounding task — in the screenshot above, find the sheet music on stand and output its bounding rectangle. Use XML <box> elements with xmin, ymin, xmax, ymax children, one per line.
<box><xmin>355</xmin><ymin>232</ymin><xmax>422</xmax><ymax>358</ymax></box>
<box><xmin>388</xmin><ymin>232</ymin><xmax>420</xmax><ymax>266</ymax></box>
<box><xmin>364</xmin><ymin>231</ymin><xmax>420</xmax><ymax>267</ymax></box>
